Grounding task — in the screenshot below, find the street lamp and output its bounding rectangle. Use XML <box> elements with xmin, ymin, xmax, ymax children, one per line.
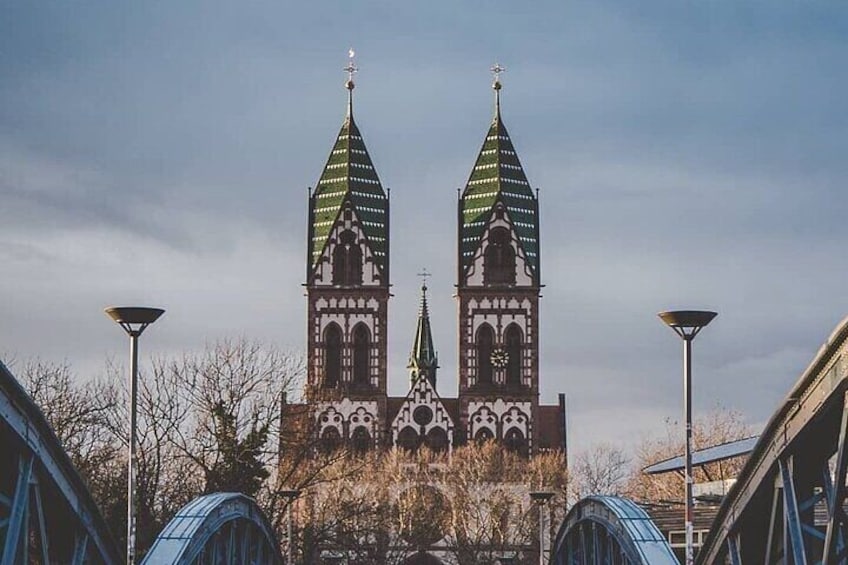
<box><xmin>280</xmin><ymin>488</ymin><xmax>300</xmax><ymax>564</ymax></box>
<box><xmin>105</xmin><ymin>306</ymin><xmax>164</xmax><ymax>565</ymax></box>
<box><xmin>658</xmin><ymin>310</ymin><xmax>717</xmax><ymax>565</ymax></box>
<box><xmin>530</xmin><ymin>491</ymin><xmax>555</xmax><ymax>565</ymax></box>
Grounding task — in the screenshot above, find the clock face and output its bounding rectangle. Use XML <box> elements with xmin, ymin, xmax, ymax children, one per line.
<box><xmin>490</xmin><ymin>348</ymin><xmax>509</xmax><ymax>368</ymax></box>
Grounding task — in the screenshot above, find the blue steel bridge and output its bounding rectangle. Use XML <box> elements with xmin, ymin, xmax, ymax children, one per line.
<box><xmin>3</xmin><ymin>315</ymin><xmax>848</xmax><ymax>564</ymax></box>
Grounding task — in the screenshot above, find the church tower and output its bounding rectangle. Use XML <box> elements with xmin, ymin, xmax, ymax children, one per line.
<box><xmin>457</xmin><ymin>68</ymin><xmax>541</xmax><ymax>455</ymax></box>
<box><xmin>306</xmin><ymin>59</ymin><xmax>389</xmax><ymax>451</ymax></box>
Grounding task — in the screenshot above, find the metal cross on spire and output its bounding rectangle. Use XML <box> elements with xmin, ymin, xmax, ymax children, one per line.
<box><xmin>491</xmin><ymin>62</ymin><xmax>506</xmax><ymax>83</ymax></box>
<box><xmin>417</xmin><ymin>268</ymin><xmax>432</xmax><ymax>290</ymax></box>
<box><xmin>344</xmin><ymin>48</ymin><xmax>358</xmax><ymax>85</ymax></box>
<box><xmin>344</xmin><ymin>48</ymin><xmax>358</xmax><ymax>117</ymax></box>
<box><xmin>491</xmin><ymin>62</ymin><xmax>504</xmax><ymax>115</ymax></box>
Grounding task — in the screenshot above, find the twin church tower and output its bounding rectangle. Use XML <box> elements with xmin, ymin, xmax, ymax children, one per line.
<box><xmin>302</xmin><ymin>62</ymin><xmax>565</xmax><ymax>456</ymax></box>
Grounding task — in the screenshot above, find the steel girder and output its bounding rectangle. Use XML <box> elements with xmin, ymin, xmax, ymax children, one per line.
<box><xmin>551</xmin><ymin>495</ymin><xmax>678</xmax><ymax>565</ymax></box>
<box><xmin>700</xmin><ymin>315</ymin><xmax>848</xmax><ymax>564</ymax></box>
<box><xmin>141</xmin><ymin>492</ymin><xmax>282</xmax><ymax>565</ymax></box>
<box><xmin>0</xmin><ymin>361</ymin><xmax>121</xmax><ymax>564</ymax></box>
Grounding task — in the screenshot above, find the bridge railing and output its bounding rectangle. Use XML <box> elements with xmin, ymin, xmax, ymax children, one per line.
<box><xmin>699</xmin><ymin>314</ymin><xmax>848</xmax><ymax>564</ymax></box>
<box><xmin>0</xmin><ymin>360</ymin><xmax>121</xmax><ymax>565</ymax></box>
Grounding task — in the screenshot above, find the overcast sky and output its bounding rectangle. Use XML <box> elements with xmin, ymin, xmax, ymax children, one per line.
<box><xmin>2</xmin><ymin>1</ymin><xmax>847</xmax><ymax>455</ymax></box>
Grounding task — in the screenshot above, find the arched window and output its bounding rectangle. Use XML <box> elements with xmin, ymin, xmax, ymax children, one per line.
<box><xmin>483</xmin><ymin>227</ymin><xmax>516</xmax><ymax>285</ymax></box>
<box><xmin>476</xmin><ymin>324</ymin><xmax>494</xmax><ymax>386</ymax></box>
<box><xmin>332</xmin><ymin>230</ymin><xmax>363</xmax><ymax>286</ymax></box>
<box><xmin>348</xmin><ymin>244</ymin><xmax>363</xmax><ymax>284</ymax></box>
<box><xmin>397</xmin><ymin>427</ymin><xmax>420</xmax><ymax>451</ymax></box>
<box><xmin>505</xmin><ymin>323</ymin><xmax>523</xmax><ymax>387</ymax></box>
<box><xmin>425</xmin><ymin>427</ymin><xmax>449</xmax><ymax>452</ymax></box>
<box><xmin>320</xmin><ymin>427</ymin><xmax>341</xmax><ymax>454</ymax></box>
<box><xmin>332</xmin><ymin>244</ymin><xmax>348</xmax><ymax>285</ymax></box>
<box><xmin>351</xmin><ymin>427</ymin><xmax>371</xmax><ymax>454</ymax></box>
<box><xmin>352</xmin><ymin>323</ymin><xmax>370</xmax><ymax>387</ymax></box>
<box><xmin>474</xmin><ymin>428</ymin><xmax>495</xmax><ymax>444</ymax></box>
<box><xmin>504</xmin><ymin>428</ymin><xmax>528</xmax><ymax>457</ymax></box>
<box><xmin>324</xmin><ymin>323</ymin><xmax>342</xmax><ymax>388</ymax></box>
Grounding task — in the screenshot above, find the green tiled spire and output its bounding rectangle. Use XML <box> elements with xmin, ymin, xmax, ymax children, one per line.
<box><xmin>459</xmin><ymin>78</ymin><xmax>539</xmax><ymax>280</ymax></box>
<box><xmin>309</xmin><ymin>79</ymin><xmax>388</xmax><ymax>277</ymax></box>
<box><xmin>408</xmin><ymin>282</ymin><xmax>438</xmax><ymax>383</ymax></box>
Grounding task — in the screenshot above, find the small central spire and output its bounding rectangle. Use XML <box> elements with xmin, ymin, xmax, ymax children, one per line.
<box><xmin>409</xmin><ymin>270</ymin><xmax>438</xmax><ymax>386</ymax></box>
<box><xmin>491</xmin><ymin>62</ymin><xmax>505</xmax><ymax>118</ymax></box>
<box><xmin>344</xmin><ymin>48</ymin><xmax>358</xmax><ymax>118</ymax></box>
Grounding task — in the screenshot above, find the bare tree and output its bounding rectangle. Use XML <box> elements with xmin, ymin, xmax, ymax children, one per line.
<box><xmin>17</xmin><ymin>359</ymin><xmax>132</xmax><ymax>547</ymax></box>
<box><xmin>17</xmin><ymin>350</ymin><xmax>578</xmax><ymax>564</ymax></box>
<box><xmin>17</xmin><ymin>339</ymin><xmax>308</xmax><ymax>557</ymax></box>
<box><xmin>526</xmin><ymin>450</ymin><xmax>570</xmax><ymax>538</ymax></box>
<box><xmin>295</xmin><ymin>451</ymin><xmax>402</xmax><ymax>564</ymax></box>
<box><xmin>164</xmin><ymin>338</ymin><xmax>304</xmax><ymax>485</ymax></box>
<box><xmin>20</xmin><ymin>358</ymin><xmax>120</xmax><ymax>476</ymax></box>
<box><xmin>289</xmin><ymin>443</ymin><xmax>568</xmax><ymax>564</ymax></box>
<box><xmin>442</xmin><ymin>442</ymin><xmax>531</xmax><ymax>564</ymax></box>
<box><xmin>570</xmin><ymin>443</ymin><xmax>630</xmax><ymax>499</ymax></box>
<box><xmin>625</xmin><ymin>407</ymin><xmax>754</xmax><ymax>503</ymax></box>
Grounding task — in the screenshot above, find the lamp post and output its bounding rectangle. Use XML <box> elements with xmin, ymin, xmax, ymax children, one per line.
<box><xmin>105</xmin><ymin>306</ymin><xmax>164</xmax><ymax>565</ymax></box>
<box><xmin>530</xmin><ymin>491</ymin><xmax>554</xmax><ymax>565</ymax></box>
<box><xmin>658</xmin><ymin>310</ymin><xmax>717</xmax><ymax>565</ymax></box>
<box><xmin>280</xmin><ymin>488</ymin><xmax>300</xmax><ymax>564</ymax></box>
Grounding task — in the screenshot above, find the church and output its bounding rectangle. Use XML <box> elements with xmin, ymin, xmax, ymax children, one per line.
<box><xmin>301</xmin><ymin>62</ymin><xmax>566</xmax><ymax>457</ymax></box>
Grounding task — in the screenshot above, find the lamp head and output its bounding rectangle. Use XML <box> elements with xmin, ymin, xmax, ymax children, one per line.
<box><xmin>529</xmin><ymin>491</ymin><xmax>555</xmax><ymax>504</ymax></box>
<box><xmin>105</xmin><ymin>306</ymin><xmax>165</xmax><ymax>336</ymax></box>
<box><xmin>279</xmin><ymin>489</ymin><xmax>300</xmax><ymax>500</ymax></box>
<box><xmin>658</xmin><ymin>310</ymin><xmax>717</xmax><ymax>340</ymax></box>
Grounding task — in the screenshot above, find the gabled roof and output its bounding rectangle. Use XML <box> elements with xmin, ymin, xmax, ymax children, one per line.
<box><xmin>309</xmin><ymin>85</ymin><xmax>388</xmax><ymax>275</ymax></box>
<box><xmin>408</xmin><ymin>283</ymin><xmax>437</xmax><ymax>377</ymax></box>
<box><xmin>389</xmin><ymin>371</ymin><xmax>456</xmax><ymax>432</ymax></box>
<box><xmin>459</xmin><ymin>83</ymin><xmax>539</xmax><ymax>279</ymax></box>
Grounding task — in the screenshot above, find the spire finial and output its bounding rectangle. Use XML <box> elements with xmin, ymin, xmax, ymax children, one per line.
<box><xmin>344</xmin><ymin>48</ymin><xmax>358</xmax><ymax>117</ymax></box>
<box><xmin>491</xmin><ymin>62</ymin><xmax>505</xmax><ymax>116</ymax></box>
<box><xmin>417</xmin><ymin>268</ymin><xmax>432</xmax><ymax>292</ymax></box>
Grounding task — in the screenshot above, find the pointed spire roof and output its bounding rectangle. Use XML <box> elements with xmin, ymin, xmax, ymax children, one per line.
<box><xmin>309</xmin><ymin>63</ymin><xmax>388</xmax><ymax>275</ymax></box>
<box><xmin>459</xmin><ymin>72</ymin><xmax>539</xmax><ymax>279</ymax></box>
<box><xmin>408</xmin><ymin>282</ymin><xmax>438</xmax><ymax>381</ymax></box>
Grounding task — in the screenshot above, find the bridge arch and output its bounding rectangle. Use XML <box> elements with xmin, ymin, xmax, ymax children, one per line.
<box><xmin>142</xmin><ymin>492</ymin><xmax>282</xmax><ymax>564</ymax></box>
<box><xmin>700</xmin><ymin>315</ymin><xmax>848</xmax><ymax>564</ymax></box>
<box><xmin>551</xmin><ymin>495</ymin><xmax>677</xmax><ymax>565</ymax></box>
<box><xmin>0</xmin><ymin>361</ymin><xmax>121</xmax><ymax>564</ymax></box>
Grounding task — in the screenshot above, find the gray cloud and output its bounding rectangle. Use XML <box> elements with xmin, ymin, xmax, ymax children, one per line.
<box><xmin>2</xmin><ymin>0</ymin><xmax>847</xmax><ymax>456</ymax></box>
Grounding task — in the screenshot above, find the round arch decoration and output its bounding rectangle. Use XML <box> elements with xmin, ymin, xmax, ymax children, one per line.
<box><xmin>551</xmin><ymin>496</ymin><xmax>677</xmax><ymax>565</ymax></box>
<box><xmin>142</xmin><ymin>492</ymin><xmax>282</xmax><ymax>564</ymax></box>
